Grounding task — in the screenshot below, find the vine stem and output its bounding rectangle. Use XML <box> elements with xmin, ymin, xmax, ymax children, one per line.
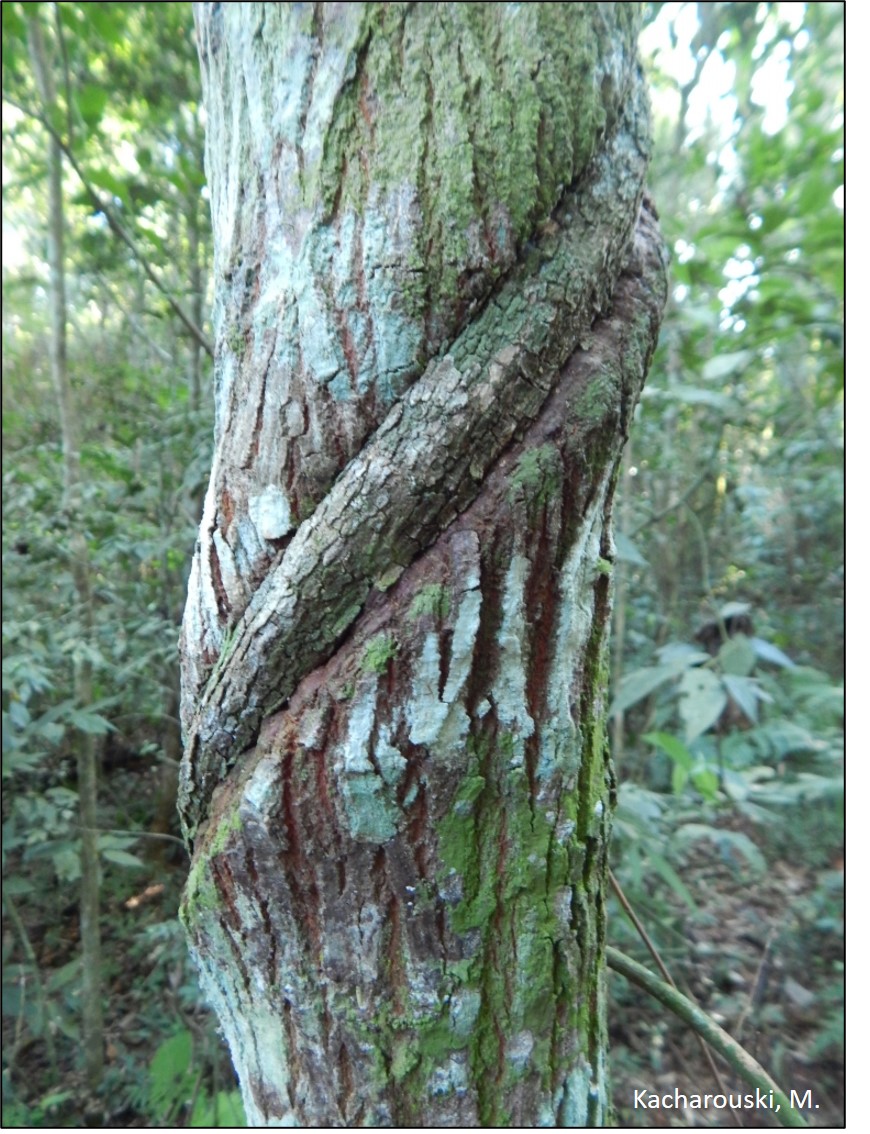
<box><xmin>606</xmin><ymin>946</ymin><xmax>808</xmax><ymax>1129</ymax></box>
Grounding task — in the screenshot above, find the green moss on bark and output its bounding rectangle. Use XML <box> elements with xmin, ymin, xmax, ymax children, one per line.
<box><xmin>425</xmin><ymin>712</ymin><xmax>610</xmax><ymax>1122</ymax></box>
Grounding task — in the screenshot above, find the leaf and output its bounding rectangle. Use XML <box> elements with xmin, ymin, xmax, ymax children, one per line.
<box><xmin>679</xmin><ymin>669</ymin><xmax>727</xmax><ymax>742</ymax></box>
<box><xmin>719</xmin><ymin>601</ymin><xmax>752</xmax><ymax>620</ymax></box>
<box><xmin>36</xmin><ymin>1090</ymin><xmax>75</xmax><ymax>1113</ymax></box>
<box><xmin>190</xmin><ymin>1089</ymin><xmax>247</xmax><ymax>1127</ymax></box>
<box><xmin>8</xmin><ymin>700</ymin><xmax>30</xmax><ymax>728</ymax></box>
<box><xmin>643</xmin><ymin>731</ymin><xmax>694</xmax><ymax>769</ymax></box>
<box><xmin>722</xmin><ymin>674</ymin><xmax>768</xmax><ymax>723</ymax></box>
<box><xmin>753</xmin><ymin>719</ymin><xmax>822</xmax><ymax>759</ymax></box>
<box><xmin>46</xmin><ymin>958</ymin><xmax>82</xmax><ymax>993</ymax></box>
<box><xmin>51</xmin><ymin>846</ymin><xmax>81</xmax><ymax>885</ymax></box>
<box><xmin>69</xmin><ymin>709</ymin><xmax>115</xmax><ymax>735</ymax></box>
<box><xmin>101</xmin><ymin>850</ymin><xmax>145</xmax><ymax>869</ymax></box>
<box><xmin>76</xmin><ymin>84</ymin><xmax>109</xmax><ymax>128</ymax></box>
<box><xmin>667</xmin><ymin>384</ymin><xmax>736</xmax><ymax>410</ymax></box>
<box><xmin>612</xmin><ymin>782</ymin><xmax>664</xmax><ymax>831</ymax></box>
<box><xmin>701</xmin><ymin>351</ymin><xmax>753</xmax><ymax>381</ymax></box>
<box><xmin>149</xmin><ymin>1030</ymin><xmax>196</xmax><ymax>1117</ymax></box>
<box><xmin>751</xmin><ymin>637</ymin><xmax>796</xmax><ymax>668</ymax></box>
<box><xmin>718</xmin><ymin>635</ymin><xmax>756</xmax><ymax>676</ymax></box>
<box><xmin>644</xmin><ymin>852</ymin><xmax>699</xmax><ymax>912</ymax></box>
<box><xmin>655</xmin><ymin>642</ymin><xmax>709</xmax><ymax>667</ymax></box>
<box><xmin>672</xmin><ymin>762</ymin><xmax>688</xmax><ymax>795</ymax></box>
<box><xmin>610</xmin><ymin>665</ymin><xmax>677</xmax><ymax>716</ymax></box>
<box><xmin>690</xmin><ymin>766</ymin><xmax>720</xmax><ymax>803</ymax></box>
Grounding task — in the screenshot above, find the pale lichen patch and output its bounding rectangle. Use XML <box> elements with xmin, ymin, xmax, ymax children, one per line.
<box><xmin>491</xmin><ymin>553</ymin><xmax>535</xmax><ymax>740</ymax></box>
<box><xmin>249</xmin><ymin>485</ymin><xmax>293</xmax><ymax>541</ymax></box>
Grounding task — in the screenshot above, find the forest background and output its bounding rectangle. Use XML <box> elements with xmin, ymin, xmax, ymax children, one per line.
<box><xmin>2</xmin><ymin>2</ymin><xmax>844</xmax><ymax>1127</ymax></box>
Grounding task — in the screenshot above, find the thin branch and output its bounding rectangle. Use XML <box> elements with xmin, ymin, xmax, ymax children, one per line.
<box><xmin>606</xmin><ymin>947</ymin><xmax>807</xmax><ymax>1129</ymax></box>
<box><xmin>734</xmin><ymin>927</ymin><xmax>779</xmax><ymax>1044</ymax></box>
<box><xmin>3</xmin><ymin>91</ymin><xmax>213</xmax><ymax>359</ymax></box>
<box><xmin>81</xmin><ymin>825</ymin><xmax>189</xmax><ymax>853</ymax></box>
<box><xmin>609</xmin><ymin>868</ymin><xmax>673</xmax><ymax>985</ymax></box>
<box><xmin>609</xmin><ymin>869</ymin><xmax>742</xmax><ymax>1126</ymax></box>
<box><xmin>51</xmin><ymin>2</ymin><xmax>74</xmax><ymax>147</ymax></box>
<box><xmin>89</xmin><ymin>271</ymin><xmax>175</xmax><ymax>363</ymax></box>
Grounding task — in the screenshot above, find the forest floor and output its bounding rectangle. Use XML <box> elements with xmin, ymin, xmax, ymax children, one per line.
<box><xmin>609</xmin><ymin>832</ymin><xmax>844</xmax><ymax>1128</ymax></box>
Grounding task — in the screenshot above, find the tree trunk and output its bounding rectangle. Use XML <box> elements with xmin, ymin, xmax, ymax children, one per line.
<box><xmin>179</xmin><ymin>3</ymin><xmax>667</xmax><ymax>1125</ymax></box>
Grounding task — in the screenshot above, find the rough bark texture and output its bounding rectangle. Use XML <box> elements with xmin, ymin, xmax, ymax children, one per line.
<box><xmin>180</xmin><ymin>3</ymin><xmax>667</xmax><ymax>1125</ymax></box>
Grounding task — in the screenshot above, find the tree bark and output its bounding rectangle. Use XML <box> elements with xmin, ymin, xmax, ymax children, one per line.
<box><xmin>179</xmin><ymin>3</ymin><xmax>667</xmax><ymax>1125</ymax></box>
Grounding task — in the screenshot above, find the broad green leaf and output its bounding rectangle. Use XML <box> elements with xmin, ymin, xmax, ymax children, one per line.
<box><xmin>8</xmin><ymin>700</ymin><xmax>30</xmax><ymax>729</ymax></box>
<box><xmin>679</xmin><ymin>669</ymin><xmax>727</xmax><ymax>742</ymax></box>
<box><xmin>719</xmin><ymin>635</ymin><xmax>756</xmax><ymax>676</ymax></box>
<box><xmin>36</xmin><ymin>1091</ymin><xmax>75</xmax><ymax>1112</ymax></box>
<box><xmin>76</xmin><ymin>85</ymin><xmax>109</xmax><ymax>128</ymax></box>
<box><xmin>751</xmin><ymin>637</ymin><xmax>796</xmax><ymax>668</ymax></box>
<box><xmin>722</xmin><ymin>674</ymin><xmax>768</xmax><ymax>723</ymax></box>
<box><xmin>190</xmin><ymin>1089</ymin><xmax>247</xmax><ymax>1128</ymax></box>
<box><xmin>69</xmin><ymin>709</ymin><xmax>115</xmax><ymax>735</ymax></box>
<box><xmin>98</xmin><ymin>833</ymin><xmax>139</xmax><ymax>851</ymax></box>
<box><xmin>149</xmin><ymin>1030</ymin><xmax>196</xmax><ymax>1117</ymax></box>
<box><xmin>610</xmin><ymin>665</ymin><xmax>677</xmax><ymax>716</ymax></box>
<box><xmin>643</xmin><ymin>730</ymin><xmax>693</xmax><ymax>769</ymax></box>
<box><xmin>50</xmin><ymin>846</ymin><xmax>81</xmax><ymax>884</ymax></box>
<box><xmin>690</xmin><ymin>766</ymin><xmax>720</xmax><ymax>803</ymax></box>
<box><xmin>655</xmin><ymin>642</ymin><xmax>709</xmax><ymax>667</ymax></box>
<box><xmin>672</xmin><ymin>761</ymin><xmax>688</xmax><ymax>795</ymax></box>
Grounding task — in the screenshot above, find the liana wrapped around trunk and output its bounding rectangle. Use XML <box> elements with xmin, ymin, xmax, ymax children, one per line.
<box><xmin>179</xmin><ymin>3</ymin><xmax>667</xmax><ymax>1125</ymax></box>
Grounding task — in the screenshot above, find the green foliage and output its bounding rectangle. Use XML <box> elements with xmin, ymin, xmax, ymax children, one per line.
<box><xmin>609</xmin><ymin>5</ymin><xmax>843</xmax><ymax>1122</ymax></box>
<box><xmin>148</xmin><ymin>1031</ymin><xmax>196</xmax><ymax>1119</ymax></box>
<box><xmin>626</xmin><ymin>1</ymin><xmax>843</xmax><ymax>676</ymax></box>
<box><xmin>2</xmin><ymin>1</ymin><xmax>224</xmax><ymax>1123</ymax></box>
<box><xmin>1</xmin><ymin>1085</ymin><xmax>76</xmax><ymax>1129</ymax></box>
<box><xmin>145</xmin><ymin>1029</ymin><xmax>245</xmax><ymax>1126</ymax></box>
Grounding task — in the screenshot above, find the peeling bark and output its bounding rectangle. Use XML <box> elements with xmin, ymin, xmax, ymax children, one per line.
<box><xmin>180</xmin><ymin>3</ymin><xmax>667</xmax><ymax>1125</ymax></box>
